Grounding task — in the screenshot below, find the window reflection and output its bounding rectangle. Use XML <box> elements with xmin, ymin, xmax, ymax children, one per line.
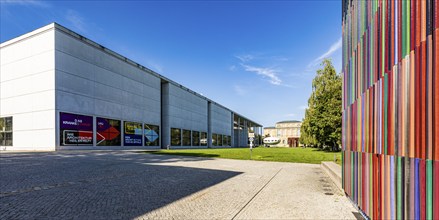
<box><xmin>200</xmin><ymin>132</ymin><xmax>207</xmax><ymax>146</ymax></box>
<box><xmin>192</xmin><ymin>131</ymin><xmax>200</xmax><ymax>146</ymax></box>
<box><xmin>0</xmin><ymin>117</ymin><xmax>13</xmax><ymax>146</ymax></box>
<box><xmin>212</xmin><ymin>134</ymin><xmax>218</xmax><ymax>146</ymax></box>
<box><xmin>171</xmin><ymin>128</ymin><xmax>181</xmax><ymax>146</ymax></box>
<box><xmin>182</xmin><ymin>129</ymin><xmax>191</xmax><ymax>146</ymax></box>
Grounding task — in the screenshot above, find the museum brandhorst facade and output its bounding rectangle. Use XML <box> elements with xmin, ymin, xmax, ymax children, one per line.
<box><xmin>0</xmin><ymin>23</ymin><xmax>261</xmax><ymax>151</ymax></box>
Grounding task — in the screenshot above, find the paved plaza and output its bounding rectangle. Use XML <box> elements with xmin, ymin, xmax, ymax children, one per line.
<box><xmin>0</xmin><ymin>151</ymin><xmax>360</xmax><ymax>219</ymax></box>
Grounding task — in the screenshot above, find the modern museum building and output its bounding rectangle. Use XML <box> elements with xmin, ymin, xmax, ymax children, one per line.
<box><xmin>0</xmin><ymin>23</ymin><xmax>262</xmax><ymax>151</ymax></box>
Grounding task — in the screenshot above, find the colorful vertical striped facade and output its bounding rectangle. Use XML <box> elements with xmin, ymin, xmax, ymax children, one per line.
<box><xmin>341</xmin><ymin>0</ymin><xmax>438</xmax><ymax>219</ymax></box>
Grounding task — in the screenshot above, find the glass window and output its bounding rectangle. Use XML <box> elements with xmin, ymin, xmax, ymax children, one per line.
<box><xmin>223</xmin><ymin>135</ymin><xmax>229</xmax><ymax>146</ymax></box>
<box><xmin>212</xmin><ymin>134</ymin><xmax>218</xmax><ymax>146</ymax></box>
<box><xmin>97</xmin><ymin>117</ymin><xmax>121</xmax><ymax>146</ymax></box>
<box><xmin>192</xmin><ymin>131</ymin><xmax>200</xmax><ymax>146</ymax></box>
<box><xmin>5</xmin><ymin>117</ymin><xmax>12</xmax><ymax>131</ymax></box>
<box><xmin>182</xmin><ymin>129</ymin><xmax>191</xmax><ymax>146</ymax></box>
<box><xmin>200</xmin><ymin>132</ymin><xmax>207</xmax><ymax>146</ymax></box>
<box><xmin>124</xmin><ymin>121</ymin><xmax>143</xmax><ymax>146</ymax></box>
<box><xmin>144</xmin><ymin>124</ymin><xmax>160</xmax><ymax>146</ymax></box>
<box><xmin>171</xmin><ymin>128</ymin><xmax>181</xmax><ymax>146</ymax></box>
<box><xmin>0</xmin><ymin>117</ymin><xmax>13</xmax><ymax>146</ymax></box>
<box><xmin>218</xmin><ymin>134</ymin><xmax>223</xmax><ymax>146</ymax></box>
<box><xmin>227</xmin><ymin>136</ymin><xmax>232</xmax><ymax>146</ymax></box>
<box><xmin>60</xmin><ymin>112</ymin><xmax>93</xmax><ymax>146</ymax></box>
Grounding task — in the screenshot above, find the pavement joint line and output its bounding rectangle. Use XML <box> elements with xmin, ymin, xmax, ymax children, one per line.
<box><xmin>231</xmin><ymin>167</ymin><xmax>283</xmax><ymax>220</ymax></box>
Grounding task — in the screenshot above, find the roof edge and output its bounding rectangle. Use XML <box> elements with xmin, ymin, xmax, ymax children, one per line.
<box><xmin>1</xmin><ymin>22</ymin><xmax>56</xmax><ymax>48</ymax></box>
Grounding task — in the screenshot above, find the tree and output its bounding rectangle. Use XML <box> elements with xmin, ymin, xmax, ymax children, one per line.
<box><xmin>299</xmin><ymin>105</ymin><xmax>317</xmax><ymax>147</ymax></box>
<box><xmin>300</xmin><ymin>59</ymin><xmax>342</xmax><ymax>151</ymax></box>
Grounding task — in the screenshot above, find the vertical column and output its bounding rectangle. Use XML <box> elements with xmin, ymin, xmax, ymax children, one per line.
<box><xmin>253</xmin><ymin>126</ymin><xmax>257</xmax><ymax>145</ymax></box>
<box><xmin>207</xmin><ymin>101</ymin><xmax>212</xmax><ymax>148</ymax></box>
<box><xmin>231</xmin><ymin>113</ymin><xmax>235</xmax><ymax>147</ymax></box>
<box><xmin>237</xmin><ymin>117</ymin><xmax>240</xmax><ymax>147</ymax></box>
<box><xmin>121</xmin><ymin>120</ymin><xmax>125</xmax><ymax>147</ymax></box>
<box><xmin>93</xmin><ymin>116</ymin><xmax>96</xmax><ymax>147</ymax></box>
<box><xmin>161</xmin><ymin>81</ymin><xmax>170</xmax><ymax>149</ymax></box>
<box><xmin>55</xmin><ymin>110</ymin><xmax>60</xmax><ymax>150</ymax></box>
<box><xmin>243</xmin><ymin>120</ymin><xmax>248</xmax><ymax>147</ymax></box>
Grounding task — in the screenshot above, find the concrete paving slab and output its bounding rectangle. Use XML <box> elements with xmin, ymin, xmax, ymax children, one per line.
<box><xmin>0</xmin><ymin>151</ymin><xmax>360</xmax><ymax>219</ymax></box>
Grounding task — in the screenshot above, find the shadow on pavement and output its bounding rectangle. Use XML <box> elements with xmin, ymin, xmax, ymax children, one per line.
<box><xmin>145</xmin><ymin>150</ymin><xmax>220</xmax><ymax>159</ymax></box>
<box><xmin>0</xmin><ymin>152</ymin><xmax>242</xmax><ymax>219</ymax></box>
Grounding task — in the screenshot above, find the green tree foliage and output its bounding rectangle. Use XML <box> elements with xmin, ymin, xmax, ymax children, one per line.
<box><xmin>300</xmin><ymin>59</ymin><xmax>342</xmax><ymax>151</ymax></box>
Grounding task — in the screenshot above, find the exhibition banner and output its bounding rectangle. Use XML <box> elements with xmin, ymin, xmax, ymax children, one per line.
<box><xmin>97</xmin><ymin>117</ymin><xmax>121</xmax><ymax>146</ymax></box>
<box><xmin>144</xmin><ymin>124</ymin><xmax>159</xmax><ymax>146</ymax></box>
<box><xmin>124</xmin><ymin>121</ymin><xmax>142</xmax><ymax>146</ymax></box>
<box><xmin>60</xmin><ymin>112</ymin><xmax>93</xmax><ymax>145</ymax></box>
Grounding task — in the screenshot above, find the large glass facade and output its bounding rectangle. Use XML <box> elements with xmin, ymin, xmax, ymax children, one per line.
<box><xmin>212</xmin><ymin>134</ymin><xmax>218</xmax><ymax>146</ymax></box>
<box><xmin>96</xmin><ymin>117</ymin><xmax>121</xmax><ymax>146</ymax></box>
<box><xmin>124</xmin><ymin>121</ymin><xmax>142</xmax><ymax>146</ymax></box>
<box><xmin>171</xmin><ymin>128</ymin><xmax>181</xmax><ymax>146</ymax></box>
<box><xmin>192</xmin><ymin>131</ymin><xmax>200</xmax><ymax>146</ymax></box>
<box><xmin>144</xmin><ymin>124</ymin><xmax>159</xmax><ymax>146</ymax></box>
<box><xmin>0</xmin><ymin>117</ymin><xmax>13</xmax><ymax>146</ymax></box>
<box><xmin>217</xmin><ymin>134</ymin><xmax>223</xmax><ymax>146</ymax></box>
<box><xmin>60</xmin><ymin>112</ymin><xmax>93</xmax><ymax>146</ymax></box>
<box><xmin>226</xmin><ymin>136</ymin><xmax>231</xmax><ymax>146</ymax></box>
<box><xmin>182</xmin><ymin>129</ymin><xmax>191</xmax><ymax>146</ymax></box>
<box><xmin>200</xmin><ymin>132</ymin><xmax>207</xmax><ymax>146</ymax></box>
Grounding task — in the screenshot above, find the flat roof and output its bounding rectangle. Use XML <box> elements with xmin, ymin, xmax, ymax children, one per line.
<box><xmin>277</xmin><ymin>120</ymin><xmax>301</xmax><ymax>124</ymax></box>
<box><xmin>1</xmin><ymin>22</ymin><xmax>262</xmax><ymax>127</ymax></box>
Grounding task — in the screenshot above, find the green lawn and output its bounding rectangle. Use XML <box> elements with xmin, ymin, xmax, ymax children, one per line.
<box><xmin>146</xmin><ymin>147</ymin><xmax>341</xmax><ymax>164</ymax></box>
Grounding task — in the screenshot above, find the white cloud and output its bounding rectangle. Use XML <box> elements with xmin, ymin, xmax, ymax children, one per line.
<box><xmin>235</xmin><ymin>54</ymin><xmax>254</xmax><ymax>62</ymax></box>
<box><xmin>308</xmin><ymin>37</ymin><xmax>342</xmax><ymax>69</ymax></box>
<box><xmin>65</xmin><ymin>10</ymin><xmax>86</xmax><ymax>33</ymax></box>
<box><xmin>298</xmin><ymin>105</ymin><xmax>308</xmax><ymax>110</ymax></box>
<box><xmin>1</xmin><ymin>0</ymin><xmax>50</xmax><ymax>7</ymax></box>
<box><xmin>241</xmin><ymin>64</ymin><xmax>282</xmax><ymax>85</ymax></box>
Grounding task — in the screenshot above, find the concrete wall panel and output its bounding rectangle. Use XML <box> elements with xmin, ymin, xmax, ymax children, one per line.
<box><xmin>1</xmin><ymin>51</ymin><xmax>54</xmax><ymax>83</ymax></box>
<box><xmin>167</xmin><ymin>84</ymin><xmax>208</xmax><ymax>132</ymax></box>
<box><xmin>56</xmin><ymin>71</ymin><xmax>95</xmax><ymax>97</ymax></box>
<box><xmin>210</xmin><ymin>103</ymin><xmax>232</xmax><ymax>136</ymax></box>
<box><xmin>54</xmin><ymin>29</ymin><xmax>161</xmax><ymax>147</ymax></box>
<box><xmin>1</xmin><ymin>29</ymin><xmax>55</xmax><ymax>65</ymax></box>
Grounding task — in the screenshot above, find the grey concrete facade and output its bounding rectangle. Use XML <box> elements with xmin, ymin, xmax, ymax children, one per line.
<box><xmin>0</xmin><ymin>23</ymin><xmax>262</xmax><ymax>151</ymax></box>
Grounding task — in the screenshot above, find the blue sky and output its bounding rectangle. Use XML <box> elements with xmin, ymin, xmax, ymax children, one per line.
<box><xmin>1</xmin><ymin>0</ymin><xmax>342</xmax><ymax>127</ymax></box>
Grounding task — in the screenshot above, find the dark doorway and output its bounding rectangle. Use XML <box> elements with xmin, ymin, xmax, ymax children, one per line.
<box><xmin>288</xmin><ymin>137</ymin><xmax>299</xmax><ymax>147</ymax></box>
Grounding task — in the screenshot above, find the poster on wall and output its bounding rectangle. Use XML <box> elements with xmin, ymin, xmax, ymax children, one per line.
<box><xmin>124</xmin><ymin>121</ymin><xmax>142</xmax><ymax>146</ymax></box>
<box><xmin>144</xmin><ymin>124</ymin><xmax>159</xmax><ymax>146</ymax></box>
<box><xmin>97</xmin><ymin>117</ymin><xmax>121</xmax><ymax>146</ymax></box>
<box><xmin>60</xmin><ymin>112</ymin><xmax>93</xmax><ymax>146</ymax></box>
